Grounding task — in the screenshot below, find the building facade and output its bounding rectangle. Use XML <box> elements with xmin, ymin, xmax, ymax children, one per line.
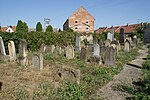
<box><xmin>63</xmin><ymin>6</ymin><xmax>94</xmax><ymax>33</ymax></box>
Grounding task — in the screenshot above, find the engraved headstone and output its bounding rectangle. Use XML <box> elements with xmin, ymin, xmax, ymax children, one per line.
<box><xmin>144</xmin><ymin>23</ymin><xmax>150</xmax><ymax>43</ymax></box>
<box><xmin>32</xmin><ymin>53</ymin><xmax>43</xmax><ymax>70</ymax></box>
<box><xmin>93</xmin><ymin>44</ymin><xmax>100</xmax><ymax>56</ymax></box>
<box><xmin>65</xmin><ymin>45</ymin><xmax>74</xmax><ymax>59</ymax></box>
<box><xmin>119</xmin><ymin>28</ymin><xmax>125</xmax><ymax>45</ymax></box>
<box><xmin>80</xmin><ymin>47</ymin><xmax>87</xmax><ymax>61</ymax></box>
<box><xmin>132</xmin><ymin>35</ymin><xmax>137</xmax><ymax>46</ymax></box>
<box><xmin>107</xmin><ymin>32</ymin><xmax>113</xmax><ymax>41</ymax></box>
<box><xmin>8</xmin><ymin>41</ymin><xmax>16</xmax><ymax>61</ymax></box>
<box><xmin>105</xmin><ymin>39</ymin><xmax>111</xmax><ymax>47</ymax></box>
<box><xmin>75</xmin><ymin>34</ymin><xmax>81</xmax><ymax>51</ymax></box>
<box><xmin>18</xmin><ymin>39</ymin><xmax>28</xmax><ymax>66</ymax></box>
<box><xmin>104</xmin><ymin>47</ymin><xmax>115</xmax><ymax>66</ymax></box>
<box><xmin>54</xmin><ymin>46</ymin><xmax>61</xmax><ymax>55</ymax></box>
<box><xmin>124</xmin><ymin>39</ymin><xmax>131</xmax><ymax>52</ymax></box>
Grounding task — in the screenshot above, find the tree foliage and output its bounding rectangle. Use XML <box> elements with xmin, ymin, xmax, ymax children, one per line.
<box><xmin>36</xmin><ymin>22</ymin><xmax>42</xmax><ymax>32</ymax></box>
<box><xmin>46</xmin><ymin>25</ymin><xmax>53</xmax><ymax>32</ymax></box>
<box><xmin>16</xmin><ymin>20</ymin><xmax>28</xmax><ymax>32</ymax></box>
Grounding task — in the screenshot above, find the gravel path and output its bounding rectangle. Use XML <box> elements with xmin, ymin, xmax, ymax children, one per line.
<box><xmin>95</xmin><ymin>46</ymin><xmax>148</xmax><ymax>100</ymax></box>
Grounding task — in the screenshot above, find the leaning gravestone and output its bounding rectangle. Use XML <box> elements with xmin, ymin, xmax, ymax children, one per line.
<box><xmin>104</xmin><ymin>47</ymin><xmax>115</xmax><ymax>66</ymax></box>
<box><xmin>8</xmin><ymin>41</ymin><xmax>16</xmax><ymax>61</ymax></box>
<box><xmin>65</xmin><ymin>45</ymin><xmax>74</xmax><ymax>59</ymax></box>
<box><xmin>0</xmin><ymin>36</ymin><xmax>6</xmax><ymax>55</ymax></box>
<box><xmin>61</xmin><ymin>66</ymin><xmax>80</xmax><ymax>85</ymax></box>
<box><xmin>107</xmin><ymin>32</ymin><xmax>113</xmax><ymax>41</ymax></box>
<box><xmin>32</xmin><ymin>53</ymin><xmax>43</xmax><ymax>70</ymax></box>
<box><xmin>105</xmin><ymin>39</ymin><xmax>111</xmax><ymax>47</ymax></box>
<box><xmin>93</xmin><ymin>44</ymin><xmax>100</xmax><ymax>56</ymax></box>
<box><xmin>119</xmin><ymin>28</ymin><xmax>125</xmax><ymax>45</ymax></box>
<box><xmin>80</xmin><ymin>47</ymin><xmax>87</xmax><ymax>61</ymax></box>
<box><xmin>124</xmin><ymin>39</ymin><xmax>131</xmax><ymax>52</ymax></box>
<box><xmin>75</xmin><ymin>34</ymin><xmax>81</xmax><ymax>51</ymax></box>
<box><xmin>18</xmin><ymin>39</ymin><xmax>28</xmax><ymax>66</ymax></box>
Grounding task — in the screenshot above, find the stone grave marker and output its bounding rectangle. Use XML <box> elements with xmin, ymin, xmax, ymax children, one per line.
<box><xmin>65</xmin><ymin>45</ymin><xmax>74</xmax><ymax>59</ymax></box>
<box><xmin>75</xmin><ymin>34</ymin><xmax>81</xmax><ymax>51</ymax></box>
<box><xmin>104</xmin><ymin>47</ymin><xmax>115</xmax><ymax>66</ymax></box>
<box><xmin>32</xmin><ymin>53</ymin><xmax>43</xmax><ymax>70</ymax></box>
<box><xmin>132</xmin><ymin>35</ymin><xmax>137</xmax><ymax>46</ymax></box>
<box><xmin>144</xmin><ymin>23</ymin><xmax>150</xmax><ymax>43</ymax></box>
<box><xmin>107</xmin><ymin>32</ymin><xmax>113</xmax><ymax>41</ymax></box>
<box><xmin>18</xmin><ymin>39</ymin><xmax>28</xmax><ymax>66</ymax></box>
<box><xmin>8</xmin><ymin>41</ymin><xmax>16</xmax><ymax>61</ymax></box>
<box><xmin>124</xmin><ymin>39</ymin><xmax>131</xmax><ymax>52</ymax></box>
<box><xmin>61</xmin><ymin>66</ymin><xmax>80</xmax><ymax>84</ymax></box>
<box><xmin>54</xmin><ymin>46</ymin><xmax>61</xmax><ymax>55</ymax></box>
<box><xmin>80</xmin><ymin>47</ymin><xmax>87</xmax><ymax>61</ymax></box>
<box><xmin>0</xmin><ymin>36</ymin><xmax>6</xmax><ymax>55</ymax></box>
<box><xmin>119</xmin><ymin>28</ymin><xmax>125</xmax><ymax>45</ymax></box>
<box><xmin>105</xmin><ymin>39</ymin><xmax>111</xmax><ymax>47</ymax></box>
<box><xmin>93</xmin><ymin>43</ymin><xmax>100</xmax><ymax>56</ymax></box>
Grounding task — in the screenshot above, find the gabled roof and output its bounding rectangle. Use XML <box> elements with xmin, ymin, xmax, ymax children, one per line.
<box><xmin>0</xmin><ymin>26</ymin><xmax>16</xmax><ymax>32</ymax></box>
<box><xmin>69</xmin><ymin>6</ymin><xmax>94</xmax><ymax>20</ymax></box>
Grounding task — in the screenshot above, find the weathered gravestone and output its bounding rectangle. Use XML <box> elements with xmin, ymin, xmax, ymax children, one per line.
<box><xmin>93</xmin><ymin>43</ymin><xmax>100</xmax><ymax>56</ymax></box>
<box><xmin>119</xmin><ymin>28</ymin><xmax>125</xmax><ymax>45</ymax></box>
<box><xmin>75</xmin><ymin>34</ymin><xmax>81</xmax><ymax>51</ymax></box>
<box><xmin>107</xmin><ymin>32</ymin><xmax>113</xmax><ymax>41</ymax></box>
<box><xmin>61</xmin><ymin>66</ymin><xmax>80</xmax><ymax>84</ymax></box>
<box><xmin>144</xmin><ymin>24</ymin><xmax>150</xmax><ymax>43</ymax></box>
<box><xmin>40</xmin><ymin>44</ymin><xmax>45</xmax><ymax>52</ymax></box>
<box><xmin>80</xmin><ymin>47</ymin><xmax>87</xmax><ymax>61</ymax></box>
<box><xmin>18</xmin><ymin>39</ymin><xmax>28</xmax><ymax>66</ymax></box>
<box><xmin>32</xmin><ymin>53</ymin><xmax>43</xmax><ymax>70</ymax></box>
<box><xmin>105</xmin><ymin>39</ymin><xmax>111</xmax><ymax>47</ymax></box>
<box><xmin>111</xmin><ymin>40</ymin><xmax>119</xmax><ymax>54</ymax></box>
<box><xmin>124</xmin><ymin>39</ymin><xmax>131</xmax><ymax>52</ymax></box>
<box><xmin>104</xmin><ymin>47</ymin><xmax>115</xmax><ymax>66</ymax></box>
<box><xmin>132</xmin><ymin>35</ymin><xmax>137</xmax><ymax>46</ymax></box>
<box><xmin>65</xmin><ymin>45</ymin><xmax>74</xmax><ymax>59</ymax></box>
<box><xmin>0</xmin><ymin>36</ymin><xmax>6</xmax><ymax>55</ymax></box>
<box><xmin>8</xmin><ymin>41</ymin><xmax>16</xmax><ymax>61</ymax></box>
<box><xmin>54</xmin><ymin>46</ymin><xmax>61</xmax><ymax>55</ymax></box>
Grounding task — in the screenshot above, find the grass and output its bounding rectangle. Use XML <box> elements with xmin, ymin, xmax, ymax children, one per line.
<box><xmin>0</xmin><ymin>44</ymin><xmax>140</xmax><ymax>100</ymax></box>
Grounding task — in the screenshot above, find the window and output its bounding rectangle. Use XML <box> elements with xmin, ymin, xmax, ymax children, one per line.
<box><xmin>75</xmin><ymin>27</ymin><xmax>78</xmax><ymax>29</ymax></box>
<box><xmin>86</xmin><ymin>21</ymin><xmax>88</xmax><ymax>23</ymax></box>
<box><xmin>75</xmin><ymin>20</ymin><xmax>78</xmax><ymax>23</ymax></box>
<box><xmin>86</xmin><ymin>27</ymin><xmax>89</xmax><ymax>30</ymax></box>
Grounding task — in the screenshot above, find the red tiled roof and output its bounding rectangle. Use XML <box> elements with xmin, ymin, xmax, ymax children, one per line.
<box><xmin>95</xmin><ymin>23</ymin><xmax>143</xmax><ymax>34</ymax></box>
<box><xmin>0</xmin><ymin>26</ymin><xmax>16</xmax><ymax>32</ymax></box>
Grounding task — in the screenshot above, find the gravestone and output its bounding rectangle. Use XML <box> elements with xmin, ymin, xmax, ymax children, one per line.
<box><xmin>104</xmin><ymin>47</ymin><xmax>115</xmax><ymax>66</ymax></box>
<box><xmin>107</xmin><ymin>32</ymin><xmax>113</xmax><ymax>41</ymax></box>
<box><xmin>8</xmin><ymin>41</ymin><xmax>16</xmax><ymax>61</ymax></box>
<box><xmin>132</xmin><ymin>35</ymin><xmax>137</xmax><ymax>46</ymax></box>
<box><xmin>32</xmin><ymin>53</ymin><xmax>43</xmax><ymax>70</ymax></box>
<box><xmin>65</xmin><ymin>45</ymin><xmax>74</xmax><ymax>59</ymax></box>
<box><xmin>111</xmin><ymin>40</ymin><xmax>119</xmax><ymax>54</ymax></box>
<box><xmin>61</xmin><ymin>66</ymin><xmax>80</xmax><ymax>84</ymax></box>
<box><xmin>18</xmin><ymin>39</ymin><xmax>28</xmax><ymax>66</ymax></box>
<box><xmin>75</xmin><ymin>34</ymin><xmax>81</xmax><ymax>51</ymax></box>
<box><xmin>144</xmin><ymin>24</ymin><xmax>150</xmax><ymax>43</ymax></box>
<box><xmin>40</xmin><ymin>44</ymin><xmax>45</xmax><ymax>52</ymax></box>
<box><xmin>54</xmin><ymin>46</ymin><xmax>61</xmax><ymax>55</ymax></box>
<box><xmin>93</xmin><ymin>44</ymin><xmax>100</xmax><ymax>56</ymax></box>
<box><xmin>119</xmin><ymin>28</ymin><xmax>125</xmax><ymax>45</ymax></box>
<box><xmin>105</xmin><ymin>39</ymin><xmax>111</xmax><ymax>47</ymax></box>
<box><xmin>0</xmin><ymin>36</ymin><xmax>6</xmax><ymax>55</ymax></box>
<box><xmin>80</xmin><ymin>47</ymin><xmax>87</xmax><ymax>61</ymax></box>
<box><xmin>124</xmin><ymin>39</ymin><xmax>131</xmax><ymax>52</ymax></box>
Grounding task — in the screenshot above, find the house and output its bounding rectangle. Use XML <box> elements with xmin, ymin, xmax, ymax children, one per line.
<box><xmin>0</xmin><ymin>26</ymin><xmax>16</xmax><ymax>33</ymax></box>
<box><xmin>63</xmin><ymin>6</ymin><xmax>95</xmax><ymax>33</ymax></box>
<box><xmin>95</xmin><ymin>23</ymin><xmax>146</xmax><ymax>34</ymax></box>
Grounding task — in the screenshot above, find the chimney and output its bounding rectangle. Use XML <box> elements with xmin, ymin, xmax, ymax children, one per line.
<box><xmin>141</xmin><ymin>22</ymin><xmax>143</xmax><ymax>26</ymax></box>
<box><xmin>126</xmin><ymin>23</ymin><xmax>129</xmax><ymax>27</ymax></box>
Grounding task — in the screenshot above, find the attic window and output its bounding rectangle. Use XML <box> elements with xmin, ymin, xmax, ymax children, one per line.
<box><xmin>86</xmin><ymin>27</ymin><xmax>89</xmax><ymax>30</ymax></box>
<box><xmin>86</xmin><ymin>21</ymin><xmax>88</xmax><ymax>23</ymax></box>
<box><xmin>75</xmin><ymin>21</ymin><xmax>78</xmax><ymax>23</ymax></box>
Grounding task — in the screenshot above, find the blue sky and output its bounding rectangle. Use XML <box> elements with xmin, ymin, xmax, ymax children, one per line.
<box><xmin>0</xmin><ymin>0</ymin><xmax>150</xmax><ymax>30</ymax></box>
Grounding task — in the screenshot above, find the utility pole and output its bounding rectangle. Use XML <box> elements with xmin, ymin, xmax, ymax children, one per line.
<box><xmin>44</xmin><ymin>18</ymin><xmax>50</xmax><ymax>32</ymax></box>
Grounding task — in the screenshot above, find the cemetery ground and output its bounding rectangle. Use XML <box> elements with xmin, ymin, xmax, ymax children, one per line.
<box><xmin>0</xmin><ymin>42</ymin><xmax>146</xmax><ymax>100</ymax></box>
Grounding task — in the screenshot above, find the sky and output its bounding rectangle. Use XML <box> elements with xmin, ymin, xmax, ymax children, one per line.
<box><xmin>0</xmin><ymin>0</ymin><xmax>150</xmax><ymax>30</ymax></box>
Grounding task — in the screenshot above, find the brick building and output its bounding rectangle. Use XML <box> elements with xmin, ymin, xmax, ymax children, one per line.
<box><xmin>63</xmin><ymin>6</ymin><xmax>94</xmax><ymax>33</ymax></box>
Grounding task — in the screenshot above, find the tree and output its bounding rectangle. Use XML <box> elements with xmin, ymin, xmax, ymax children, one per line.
<box><xmin>0</xmin><ymin>26</ymin><xmax>1</xmax><ymax>31</ymax></box>
<box><xmin>36</xmin><ymin>22</ymin><xmax>42</xmax><ymax>32</ymax></box>
<box><xmin>46</xmin><ymin>25</ymin><xmax>53</xmax><ymax>32</ymax></box>
<box><xmin>23</xmin><ymin>22</ymin><xmax>28</xmax><ymax>32</ymax></box>
<box><xmin>16</xmin><ymin>20</ymin><xmax>23</xmax><ymax>32</ymax></box>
